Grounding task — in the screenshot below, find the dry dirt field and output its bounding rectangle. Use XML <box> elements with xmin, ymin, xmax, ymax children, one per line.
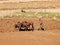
<box><xmin>0</xmin><ymin>30</ymin><xmax>60</xmax><ymax>45</ymax></box>
<box><xmin>0</xmin><ymin>1</ymin><xmax>60</xmax><ymax>10</ymax></box>
<box><xmin>0</xmin><ymin>18</ymin><xmax>60</xmax><ymax>45</ymax></box>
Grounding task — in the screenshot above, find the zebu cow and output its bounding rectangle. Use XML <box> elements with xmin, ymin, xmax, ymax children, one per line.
<box><xmin>15</xmin><ymin>21</ymin><xmax>34</xmax><ymax>31</ymax></box>
<box><xmin>25</xmin><ymin>21</ymin><xmax>34</xmax><ymax>31</ymax></box>
<box><xmin>19</xmin><ymin>21</ymin><xmax>28</xmax><ymax>31</ymax></box>
<box><xmin>15</xmin><ymin>22</ymin><xmax>21</xmax><ymax>30</ymax></box>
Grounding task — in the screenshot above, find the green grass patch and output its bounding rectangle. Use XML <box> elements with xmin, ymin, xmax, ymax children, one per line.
<box><xmin>0</xmin><ymin>11</ymin><xmax>60</xmax><ymax>19</ymax></box>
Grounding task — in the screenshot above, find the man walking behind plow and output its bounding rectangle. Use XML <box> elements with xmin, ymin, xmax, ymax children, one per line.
<box><xmin>38</xmin><ymin>17</ymin><xmax>45</xmax><ymax>31</ymax></box>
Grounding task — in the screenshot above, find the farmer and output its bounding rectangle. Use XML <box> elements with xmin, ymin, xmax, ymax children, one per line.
<box><xmin>38</xmin><ymin>17</ymin><xmax>45</xmax><ymax>30</ymax></box>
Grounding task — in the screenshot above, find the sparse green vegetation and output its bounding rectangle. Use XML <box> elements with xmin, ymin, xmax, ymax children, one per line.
<box><xmin>0</xmin><ymin>11</ymin><xmax>60</xmax><ymax>19</ymax></box>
